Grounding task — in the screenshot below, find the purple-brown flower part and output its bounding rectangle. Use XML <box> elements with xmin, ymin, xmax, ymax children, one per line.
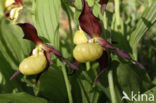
<box><xmin>96</xmin><ymin>37</ymin><xmax>115</xmax><ymax>49</ymax></box>
<box><xmin>18</xmin><ymin>23</ymin><xmax>43</xmax><ymax>44</ymax></box>
<box><xmin>96</xmin><ymin>37</ymin><xmax>145</xmax><ymax>69</ymax></box>
<box><xmin>99</xmin><ymin>0</ymin><xmax>109</xmax><ymax>15</ymax></box>
<box><xmin>116</xmin><ymin>49</ymin><xmax>145</xmax><ymax>69</ymax></box>
<box><xmin>33</xmin><ymin>51</ymin><xmax>52</xmax><ymax>85</ymax></box>
<box><xmin>35</xmin><ymin>72</ymin><xmax>43</xmax><ymax>85</ymax></box>
<box><xmin>94</xmin><ymin>51</ymin><xmax>108</xmax><ymax>86</ymax></box>
<box><xmin>10</xmin><ymin>70</ymin><xmax>20</xmax><ymax>80</ymax></box>
<box><xmin>45</xmin><ymin>45</ymin><xmax>79</xmax><ymax>71</ymax></box>
<box><xmin>44</xmin><ymin>51</ymin><xmax>52</xmax><ymax>64</ymax></box>
<box><xmin>14</xmin><ymin>0</ymin><xmax>23</xmax><ymax>5</ymax></box>
<box><xmin>115</xmin><ymin>49</ymin><xmax>132</xmax><ymax>60</ymax></box>
<box><xmin>68</xmin><ymin>60</ymin><xmax>80</xmax><ymax>75</ymax></box>
<box><xmin>34</xmin><ymin>51</ymin><xmax>51</xmax><ymax>85</ymax></box>
<box><xmin>79</xmin><ymin>0</ymin><xmax>102</xmax><ymax>37</ymax></box>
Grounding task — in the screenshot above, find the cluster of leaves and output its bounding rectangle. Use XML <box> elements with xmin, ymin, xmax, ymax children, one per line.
<box><xmin>0</xmin><ymin>0</ymin><xmax>156</xmax><ymax>103</ymax></box>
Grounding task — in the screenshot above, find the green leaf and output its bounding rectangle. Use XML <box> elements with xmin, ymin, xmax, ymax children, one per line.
<box><xmin>0</xmin><ymin>17</ymin><xmax>33</xmax><ymax>93</ymax></box>
<box><xmin>74</xmin><ymin>9</ymin><xmax>81</xmax><ymax>25</ymax></box>
<box><xmin>133</xmin><ymin>87</ymin><xmax>156</xmax><ymax>103</ymax></box>
<box><xmin>92</xmin><ymin>3</ymin><xmax>103</xmax><ymax>20</ymax></box>
<box><xmin>86</xmin><ymin>0</ymin><xmax>95</xmax><ymax>7</ymax></box>
<box><xmin>0</xmin><ymin>92</ymin><xmax>48</xmax><ymax>103</ymax></box>
<box><xmin>33</xmin><ymin>0</ymin><xmax>61</xmax><ymax>49</ymax></box>
<box><xmin>0</xmin><ymin>17</ymin><xmax>32</xmax><ymax>70</ymax></box>
<box><xmin>78</xmin><ymin>76</ymin><xmax>100</xmax><ymax>103</ymax></box>
<box><xmin>130</xmin><ymin>1</ymin><xmax>156</xmax><ymax>58</ymax></box>
<box><xmin>116</xmin><ymin>63</ymin><xmax>152</xmax><ymax>97</ymax></box>
<box><xmin>0</xmin><ymin>53</ymin><xmax>24</xmax><ymax>93</ymax></box>
<box><xmin>74</xmin><ymin>69</ymin><xmax>101</xmax><ymax>103</ymax></box>
<box><xmin>0</xmin><ymin>0</ymin><xmax>4</xmax><ymax>17</ymax></box>
<box><xmin>74</xmin><ymin>0</ymin><xmax>82</xmax><ymax>10</ymax></box>
<box><xmin>38</xmin><ymin>68</ymin><xmax>68</xmax><ymax>103</ymax></box>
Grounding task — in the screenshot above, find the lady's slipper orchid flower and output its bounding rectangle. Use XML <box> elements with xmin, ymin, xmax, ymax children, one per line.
<box><xmin>10</xmin><ymin>23</ymin><xmax>79</xmax><ymax>85</ymax></box>
<box><xmin>3</xmin><ymin>0</ymin><xmax>23</xmax><ymax>22</ymax></box>
<box><xmin>73</xmin><ymin>0</ymin><xmax>145</xmax><ymax>85</ymax></box>
<box><xmin>73</xmin><ymin>29</ymin><xmax>103</xmax><ymax>63</ymax></box>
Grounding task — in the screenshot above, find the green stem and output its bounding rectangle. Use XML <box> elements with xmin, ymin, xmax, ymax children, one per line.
<box><xmin>108</xmin><ymin>70</ymin><xmax>117</xmax><ymax>103</ymax></box>
<box><xmin>114</xmin><ymin>0</ymin><xmax>120</xmax><ymax>26</ymax></box>
<box><xmin>103</xmin><ymin>13</ymin><xmax>108</xmax><ymax>39</ymax></box>
<box><xmin>104</xmin><ymin>13</ymin><xmax>108</xmax><ymax>30</ymax></box>
<box><xmin>61</xmin><ymin>64</ymin><xmax>73</xmax><ymax>103</ymax></box>
<box><xmin>86</xmin><ymin>62</ymin><xmax>90</xmax><ymax>71</ymax></box>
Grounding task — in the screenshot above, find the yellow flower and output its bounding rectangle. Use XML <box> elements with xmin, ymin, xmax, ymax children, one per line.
<box><xmin>19</xmin><ymin>47</ymin><xmax>47</xmax><ymax>75</ymax></box>
<box><xmin>73</xmin><ymin>29</ymin><xmax>103</xmax><ymax>63</ymax></box>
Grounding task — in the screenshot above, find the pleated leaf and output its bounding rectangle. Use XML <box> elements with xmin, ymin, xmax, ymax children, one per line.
<box><xmin>0</xmin><ymin>17</ymin><xmax>33</xmax><ymax>93</ymax></box>
<box><xmin>0</xmin><ymin>17</ymin><xmax>32</xmax><ymax>70</ymax></box>
<box><xmin>130</xmin><ymin>1</ymin><xmax>156</xmax><ymax>57</ymax></box>
<box><xmin>33</xmin><ymin>0</ymin><xmax>61</xmax><ymax>49</ymax></box>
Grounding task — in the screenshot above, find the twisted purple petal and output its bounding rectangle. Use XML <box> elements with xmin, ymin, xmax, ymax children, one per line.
<box><xmin>10</xmin><ymin>70</ymin><xmax>21</xmax><ymax>80</ymax></box>
<box><xmin>45</xmin><ymin>45</ymin><xmax>79</xmax><ymax>71</ymax></box>
<box><xmin>94</xmin><ymin>51</ymin><xmax>108</xmax><ymax>86</ymax></box>
<box><xmin>18</xmin><ymin>23</ymin><xmax>43</xmax><ymax>44</ymax></box>
<box><xmin>96</xmin><ymin>37</ymin><xmax>145</xmax><ymax>70</ymax></box>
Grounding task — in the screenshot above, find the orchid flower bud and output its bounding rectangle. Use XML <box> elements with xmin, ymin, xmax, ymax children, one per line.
<box><xmin>3</xmin><ymin>0</ymin><xmax>23</xmax><ymax>22</ymax></box>
<box><xmin>9</xmin><ymin>6</ymin><xmax>23</xmax><ymax>21</ymax></box>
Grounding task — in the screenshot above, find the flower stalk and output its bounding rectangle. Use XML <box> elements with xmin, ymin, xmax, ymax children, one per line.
<box><xmin>62</xmin><ymin>63</ymin><xmax>73</xmax><ymax>103</ymax></box>
<box><xmin>108</xmin><ymin>70</ymin><xmax>117</xmax><ymax>103</ymax></box>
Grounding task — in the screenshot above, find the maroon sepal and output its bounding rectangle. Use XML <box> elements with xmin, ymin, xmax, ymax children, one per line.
<box><xmin>79</xmin><ymin>0</ymin><xmax>102</xmax><ymax>37</ymax></box>
<box><xmin>18</xmin><ymin>23</ymin><xmax>43</xmax><ymax>44</ymax></box>
<box><xmin>94</xmin><ymin>51</ymin><xmax>108</xmax><ymax>86</ymax></box>
<box><xmin>44</xmin><ymin>51</ymin><xmax>52</xmax><ymax>64</ymax></box>
<box><xmin>99</xmin><ymin>0</ymin><xmax>109</xmax><ymax>15</ymax></box>
<box><xmin>115</xmin><ymin>49</ymin><xmax>145</xmax><ymax>69</ymax></box>
<box><xmin>34</xmin><ymin>72</ymin><xmax>42</xmax><ymax>85</ymax></box>
<box><xmin>14</xmin><ymin>0</ymin><xmax>23</xmax><ymax>5</ymax></box>
<box><xmin>5</xmin><ymin>13</ymin><xmax>10</xmax><ymax>18</ymax></box>
<box><xmin>96</xmin><ymin>37</ymin><xmax>145</xmax><ymax>70</ymax></box>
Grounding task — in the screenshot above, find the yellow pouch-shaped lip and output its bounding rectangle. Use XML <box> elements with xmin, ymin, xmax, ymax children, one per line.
<box><xmin>19</xmin><ymin>53</ymin><xmax>47</xmax><ymax>75</ymax></box>
<box><xmin>73</xmin><ymin>43</ymin><xmax>103</xmax><ymax>63</ymax></box>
